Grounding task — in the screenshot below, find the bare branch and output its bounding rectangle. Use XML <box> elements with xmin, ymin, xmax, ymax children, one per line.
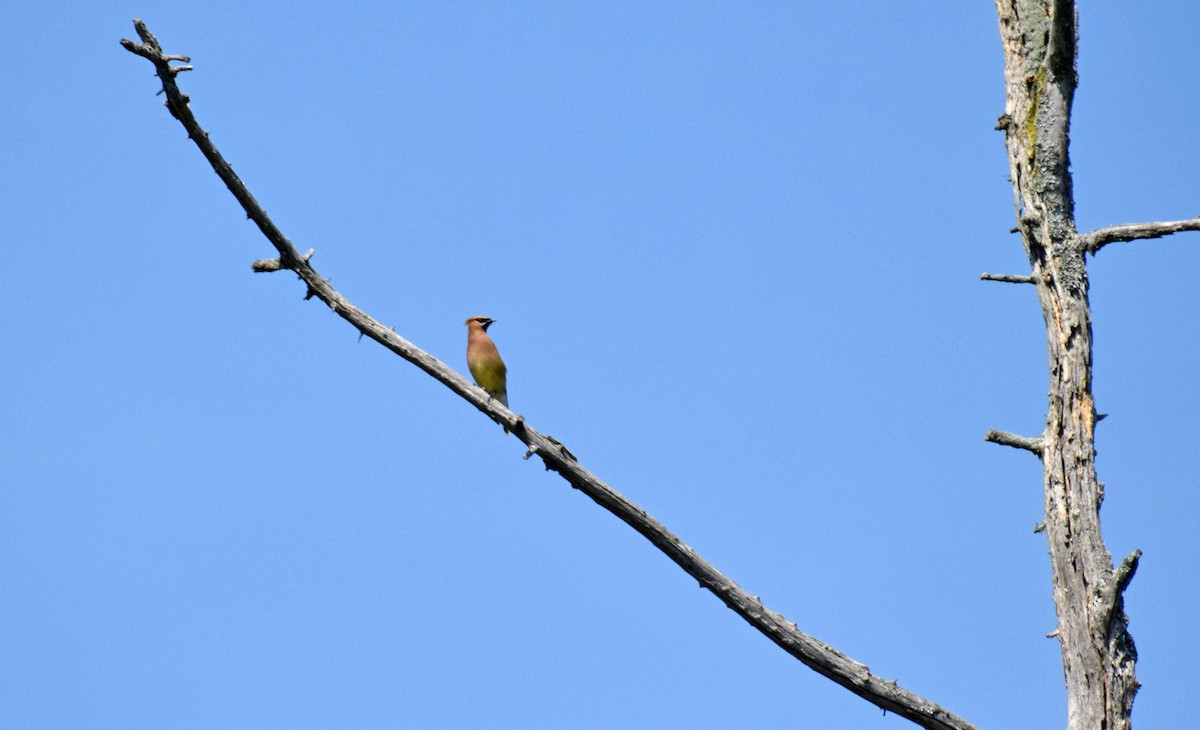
<box><xmin>122</xmin><ymin>20</ymin><xmax>977</xmax><ymax>730</ymax></box>
<box><xmin>1084</xmin><ymin>216</ymin><xmax>1200</xmax><ymax>254</ymax></box>
<box><xmin>983</xmin><ymin>429</ymin><xmax>1044</xmax><ymax>456</ymax></box>
<box><xmin>980</xmin><ymin>272</ymin><xmax>1036</xmax><ymax>284</ymax></box>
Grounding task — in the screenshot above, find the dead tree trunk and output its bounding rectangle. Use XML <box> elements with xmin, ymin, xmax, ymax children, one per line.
<box><xmin>990</xmin><ymin>2</ymin><xmax>1146</xmax><ymax>728</ymax></box>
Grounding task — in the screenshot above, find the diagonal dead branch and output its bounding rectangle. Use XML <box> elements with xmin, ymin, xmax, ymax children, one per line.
<box><xmin>1083</xmin><ymin>216</ymin><xmax>1200</xmax><ymax>254</ymax></box>
<box><xmin>122</xmin><ymin>20</ymin><xmax>978</xmax><ymax>730</ymax></box>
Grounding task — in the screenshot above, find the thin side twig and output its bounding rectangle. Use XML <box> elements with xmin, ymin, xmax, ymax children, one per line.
<box><xmin>980</xmin><ymin>272</ymin><xmax>1036</xmax><ymax>284</ymax></box>
<box><xmin>121</xmin><ymin>19</ymin><xmax>978</xmax><ymax>730</ymax></box>
<box><xmin>1084</xmin><ymin>216</ymin><xmax>1200</xmax><ymax>254</ymax></box>
<box><xmin>984</xmin><ymin>429</ymin><xmax>1044</xmax><ymax>456</ymax></box>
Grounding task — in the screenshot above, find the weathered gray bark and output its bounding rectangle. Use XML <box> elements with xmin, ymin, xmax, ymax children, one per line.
<box><xmin>991</xmin><ymin>2</ymin><xmax>1149</xmax><ymax>728</ymax></box>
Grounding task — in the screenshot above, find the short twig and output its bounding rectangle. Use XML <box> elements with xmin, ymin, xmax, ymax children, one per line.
<box><xmin>980</xmin><ymin>272</ymin><xmax>1036</xmax><ymax>284</ymax></box>
<box><xmin>984</xmin><ymin>429</ymin><xmax>1044</xmax><ymax>456</ymax></box>
<box><xmin>253</xmin><ymin>248</ymin><xmax>313</xmax><ymax>272</ymax></box>
<box><xmin>1102</xmin><ymin>549</ymin><xmax>1142</xmax><ymax>636</ymax></box>
<box><xmin>1112</xmin><ymin>550</ymin><xmax>1141</xmax><ymax>597</ymax></box>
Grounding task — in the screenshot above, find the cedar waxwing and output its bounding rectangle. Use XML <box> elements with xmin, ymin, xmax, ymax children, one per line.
<box><xmin>465</xmin><ymin>316</ymin><xmax>508</xmax><ymax>407</ymax></box>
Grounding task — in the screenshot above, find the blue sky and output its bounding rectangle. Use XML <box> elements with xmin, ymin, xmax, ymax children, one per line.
<box><xmin>2</xmin><ymin>3</ymin><xmax>1198</xmax><ymax>728</ymax></box>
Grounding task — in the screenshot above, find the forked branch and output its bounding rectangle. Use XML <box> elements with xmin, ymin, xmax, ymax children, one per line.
<box><xmin>122</xmin><ymin>19</ymin><xmax>976</xmax><ymax>730</ymax></box>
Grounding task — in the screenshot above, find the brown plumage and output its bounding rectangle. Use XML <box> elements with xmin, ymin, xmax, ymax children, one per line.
<box><xmin>465</xmin><ymin>316</ymin><xmax>508</xmax><ymax>407</ymax></box>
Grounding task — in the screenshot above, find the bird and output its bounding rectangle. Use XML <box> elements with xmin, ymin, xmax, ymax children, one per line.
<box><xmin>465</xmin><ymin>316</ymin><xmax>508</xmax><ymax>408</ymax></box>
